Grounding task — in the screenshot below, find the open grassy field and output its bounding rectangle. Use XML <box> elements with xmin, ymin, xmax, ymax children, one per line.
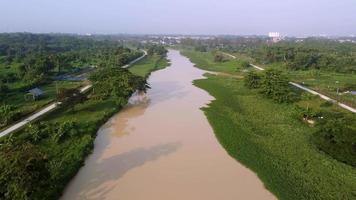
<box><xmin>180</xmin><ymin>49</ymin><xmax>245</xmax><ymax>74</ymax></box>
<box><xmin>129</xmin><ymin>55</ymin><xmax>169</xmax><ymax>77</ymax></box>
<box><xmin>194</xmin><ymin>74</ymin><xmax>356</xmax><ymax>200</ymax></box>
<box><xmin>288</xmin><ymin>70</ymin><xmax>356</xmax><ymax>107</ymax></box>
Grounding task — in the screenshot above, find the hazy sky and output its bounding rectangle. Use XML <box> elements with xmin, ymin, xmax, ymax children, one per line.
<box><xmin>1</xmin><ymin>0</ymin><xmax>355</xmax><ymax>36</ymax></box>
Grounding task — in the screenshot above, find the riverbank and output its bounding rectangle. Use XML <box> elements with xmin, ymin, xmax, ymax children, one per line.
<box><xmin>0</xmin><ymin>52</ymin><xmax>169</xmax><ymax>200</ymax></box>
<box><xmin>129</xmin><ymin>55</ymin><xmax>170</xmax><ymax>77</ymax></box>
<box><xmin>193</xmin><ymin>73</ymin><xmax>356</xmax><ymax>199</ymax></box>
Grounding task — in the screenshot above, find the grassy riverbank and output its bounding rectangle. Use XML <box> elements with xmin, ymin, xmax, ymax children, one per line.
<box><xmin>194</xmin><ymin>75</ymin><xmax>356</xmax><ymax>200</ymax></box>
<box><xmin>180</xmin><ymin>49</ymin><xmax>244</xmax><ymax>74</ymax></box>
<box><xmin>129</xmin><ymin>55</ymin><xmax>170</xmax><ymax>77</ymax></box>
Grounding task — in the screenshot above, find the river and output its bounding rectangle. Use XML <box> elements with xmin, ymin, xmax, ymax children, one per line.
<box><xmin>60</xmin><ymin>50</ymin><xmax>275</xmax><ymax>200</ymax></box>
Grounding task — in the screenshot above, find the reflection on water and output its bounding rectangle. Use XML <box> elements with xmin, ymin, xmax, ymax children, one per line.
<box><xmin>71</xmin><ymin>143</ymin><xmax>181</xmax><ymax>200</ymax></box>
<box><xmin>60</xmin><ymin>50</ymin><xmax>276</xmax><ymax>200</ymax></box>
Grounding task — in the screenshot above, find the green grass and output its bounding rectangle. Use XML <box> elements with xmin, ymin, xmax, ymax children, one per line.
<box><xmin>129</xmin><ymin>55</ymin><xmax>169</xmax><ymax>77</ymax></box>
<box><xmin>180</xmin><ymin>49</ymin><xmax>245</xmax><ymax>74</ymax></box>
<box><xmin>288</xmin><ymin>70</ymin><xmax>356</xmax><ymax>107</ymax></box>
<box><xmin>194</xmin><ymin>74</ymin><xmax>356</xmax><ymax>200</ymax></box>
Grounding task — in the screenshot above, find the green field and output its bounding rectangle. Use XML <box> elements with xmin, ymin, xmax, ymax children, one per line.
<box><xmin>288</xmin><ymin>71</ymin><xmax>356</xmax><ymax>107</ymax></box>
<box><xmin>194</xmin><ymin>75</ymin><xmax>356</xmax><ymax>200</ymax></box>
<box><xmin>180</xmin><ymin>50</ymin><xmax>246</xmax><ymax>74</ymax></box>
<box><xmin>129</xmin><ymin>55</ymin><xmax>169</xmax><ymax>77</ymax></box>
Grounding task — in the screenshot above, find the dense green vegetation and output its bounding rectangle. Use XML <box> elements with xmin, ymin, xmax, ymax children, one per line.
<box><xmin>312</xmin><ymin>112</ymin><xmax>356</xmax><ymax>167</ymax></box>
<box><xmin>249</xmin><ymin>41</ymin><xmax>356</xmax><ymax>73</ymax></box>
<box><xmin>181</xmin><ymin>37</ymin><xmax>356</xmax><ymax>105</ymax></box>
<box><xmin>0</xmin><ymin>34</ymin><xmax>168</xmax><ymax>200</ymax></box>
<box><xmin>0</xmin><ymin>68</ymin><xmax>148</xmax><ymax>200</ymax></box>
<box><xmin>0</xmin><ymin>33</ymin><xmax>142</xmax><ymax>129</ymax></box>
<box><xmin>257</xmin><ymin>69</ymin><xmax>298</xmax><ymax>103</ymax></box>
<box><xmin>194</xmin><ymin>75</ymin><xmax>356</xmax><ymax>200</ymax></box>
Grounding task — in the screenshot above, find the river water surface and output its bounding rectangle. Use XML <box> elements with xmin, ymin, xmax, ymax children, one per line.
<box><xmin>60</xmin><ymin>50</ymin><xmax>275</xmax><ymax>200</ymax></box>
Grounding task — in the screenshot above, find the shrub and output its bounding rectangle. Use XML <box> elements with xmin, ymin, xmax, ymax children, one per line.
<box><xmin>214</xmin><ymin>54</ymin><xmax>225</xmax><ymax>62</ymax></box>
<box><xmin>0</xmin><ymin>143</ymin><xmax>49</xmax><ymax>200</ymax></box>
<box><xmin>312</xmin><ymin>114</ymin><xmax>356</xmax><ymax>166</ymax></box>
<box><xmin>240</xmin><ymin>60</ymin><xmax>250</xmax><ymax>68</ymax></box>
<box><xmin>244</xmin><ymin>71</ymin><xmax>261</xmax><ymax>89</ymax></box>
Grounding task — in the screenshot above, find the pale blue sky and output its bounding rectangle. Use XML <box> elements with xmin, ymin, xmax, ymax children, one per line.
<box><xmin>0</xmin><ymin>0</ymin><xmax>355</xmax><ymax>36</ymax></box>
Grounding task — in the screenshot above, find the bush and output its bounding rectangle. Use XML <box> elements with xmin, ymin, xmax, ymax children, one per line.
<box><xmin>240</xmin><ymin>60</ymin><xmax>250</xmax><ymax>68</ymax></box>
<box><xmin>214</xmin><ymin>54</ymin><xmax>225</xmax><ymax>62</ymax></box>
<box><xmin>0</xmin><ymin>143</ymin><xmax>49</xmax><ymax>200</ymax></box>
<box><xmin>312</xmin><ymin>114</ymin><xmax>356</xmax><ymax>166</ymax></box>
<box><xmin>244</xmin><ymin>71</ymin><xmax>261</xmax><ymax>89</ymax></box>
<box><xmin>0</xmin><ymin>104</ymin><xmax>16</xmax><ymax>127</ymax></box>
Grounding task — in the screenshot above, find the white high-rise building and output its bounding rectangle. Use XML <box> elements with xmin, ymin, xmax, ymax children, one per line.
<box><xmin>268</xmin><ymin>32</ymin><xmax>282</xmax><ymax>43</ymax></box>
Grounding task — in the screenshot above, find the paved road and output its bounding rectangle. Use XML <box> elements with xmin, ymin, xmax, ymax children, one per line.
<box><xmin>122</xmin><ymin>50</ymin><xmax>147</xmax><ymax>68</ymax></box>
<box><xmin>0</xmin><ymin>50</ymin><xmax>148</xmax><ymax>138</ymax></box>
<box><xmin>223</xmin><ymin>52</ymin><xmax>356</xmax><ymax>113</ymax></box>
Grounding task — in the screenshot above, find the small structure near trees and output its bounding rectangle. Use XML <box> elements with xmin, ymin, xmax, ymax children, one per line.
<box><xmin>25</xmin><ymin>88</ymin><xmax>43</xmax><ymax>101</ymax></box>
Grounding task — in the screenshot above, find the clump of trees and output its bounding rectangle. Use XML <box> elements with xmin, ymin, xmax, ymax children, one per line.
<box><xmin>89</xmin><ymin>67</ymin><xmax>148</xmax><ymax>106</ymax></box>
<box><xmin>57</xmin><ymin>88</ymin><xmax>87</xmax><ymax>111</ymax></box>
<box><xmin>214</xmin><ymin>53</ymin><xmax>226</xmax><ymax>62</ymax></box>
<box><xmin>147</xmin><ymin>45</ymin><xmax>167</xmax><ymax>56</ymax></box>
<box><xmin>244</xmin><ymin>69</ymin><xmax>297</xmax><ymax>103</ymax></box>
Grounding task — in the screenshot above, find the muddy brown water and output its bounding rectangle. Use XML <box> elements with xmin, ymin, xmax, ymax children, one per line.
<box><xmin>60</xmin><ymin>50</ymin><xmax>276</xmax><ymax>200</ymax></box>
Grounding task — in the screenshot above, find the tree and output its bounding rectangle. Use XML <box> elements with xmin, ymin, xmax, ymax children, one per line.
<box><xmin>89</xmin><ymin>67</ymin><xmax>147</xmax><ymax>105</ymax></box>
<box><xmin>57</xmin><ymin>88</ymin><xmax>87</xmax><ymax>111</ymax></box>
<box><xmin>260</xmin><ymin>69</ymin><xmax>296</xmax><ymax>103</ymax></box>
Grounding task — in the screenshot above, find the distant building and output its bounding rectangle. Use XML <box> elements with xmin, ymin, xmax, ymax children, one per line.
<box><xmin>268</xmin><ymin>32</ymin><xmax>282</xmax><ymax>43</ymax></box>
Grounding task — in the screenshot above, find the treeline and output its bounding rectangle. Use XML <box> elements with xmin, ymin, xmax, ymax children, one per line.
<box><xmin>181</xmin><ymin>37</ymin><xmax>356</xmax><ymax>73</ymax></box>
<box><xmin>250</xmin><ymin>41</ymin><xmax>356</xmax><ymax>73</ymax></box>
<box><xmin>147</xmin><ymin>44</ymin><xmax>168</xmax><ymax>56</ymax></box>
<box><xmin>0</xmin><ymin>33</ymin><xmax>142</xmax><ymax>89</ymax></box>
